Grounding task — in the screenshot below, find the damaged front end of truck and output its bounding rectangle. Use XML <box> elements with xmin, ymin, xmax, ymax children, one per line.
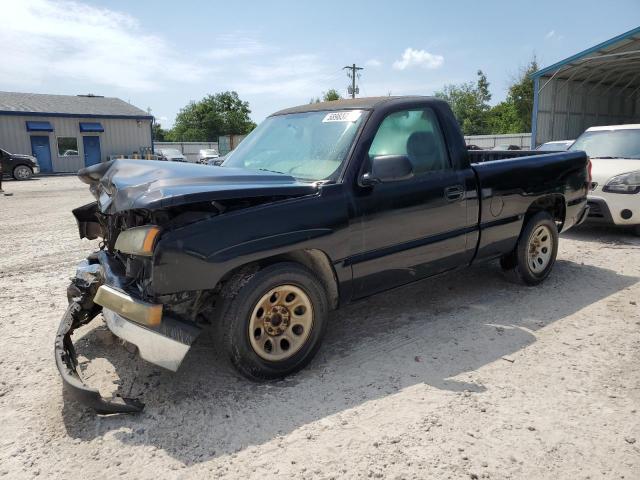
<box><xmin>55</xmin><ymin>159</ymin><xmax>317</xmax><ymax>413</ymax></box>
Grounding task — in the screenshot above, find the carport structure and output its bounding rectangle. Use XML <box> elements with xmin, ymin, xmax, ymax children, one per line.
<box><xmin>531</xmin><ymin>26</ymin><xmax>640</xmax><ymax>148</ymax></box>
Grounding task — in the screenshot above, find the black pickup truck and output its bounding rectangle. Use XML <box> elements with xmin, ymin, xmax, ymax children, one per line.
<box><xmin>0</xmin><ymin>148</ymin><xmax>40</xmax><ymax>180</ymax></box>
<box><xmin>55</xmin><ymin>96</ymin><xmax>590</xmax><ymax>413</ymax></box>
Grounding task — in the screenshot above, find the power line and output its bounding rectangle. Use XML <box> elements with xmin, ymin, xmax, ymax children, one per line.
<box><xmin>343</xmin><ymin>63</ymin><xmax>364</xmax><ymax>99</ymax></box>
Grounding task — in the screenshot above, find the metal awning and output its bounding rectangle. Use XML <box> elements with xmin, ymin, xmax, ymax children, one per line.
<box><xmin>531</xmin><ymin>26</ymin><xmax>640</xmax><ymax>147</ymax></box>
<box><xmin>25</xmin><ymin>121</ymin><xmax>53</xmax><ymax>132</ymax></box>
<box><xmin>533</xmin><ymin>26</ymin><xmax>640</xmax><ymax>95</ymax></box>
<box><xmin>79</xmin><ymin>122</ymin><xmax>104</xmax><ymax>132</ymax></box>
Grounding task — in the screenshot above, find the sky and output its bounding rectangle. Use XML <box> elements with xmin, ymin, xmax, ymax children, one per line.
<box><xmin>1</xmin><ymin>0</ymin><xmax>639</xmax><ymax>127</ymax></box>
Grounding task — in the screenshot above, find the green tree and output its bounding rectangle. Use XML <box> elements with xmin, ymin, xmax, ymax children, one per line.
<box><xmin>323</xmin><ymin>89</ymin><xmax>342</xmax><ymax>101</ymax></box>
<box><xmin>151</xmin><ymin>122</ymin><xmax>168</xmax><ymax>141</ymax></box>
<box><xmin>435</xmin><ymin>70</ymin><xmax>492</xmax><ymax>135</ymax></box>
<box><xmin>487</xmin><ymin>100</ymin><xmax>521</xmax><ymax>134</ymax></box>
<box><xmin>169</xmin><ymin>91</ymin><xmax>256</xmax><ymax>142</ymax></box>
<box><xmin>506</xmin><ymin>58</ymin><xmax>539</xmax><ymax>132</ymax></box>
<box><xmin>309</xmin><ymin>88</ymin><xmax>342</xmax><ymax>104</ymax></box>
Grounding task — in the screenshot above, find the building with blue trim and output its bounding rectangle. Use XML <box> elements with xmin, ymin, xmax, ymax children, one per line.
<box><xmin>0</xmin><ymin>91</ymin><xmax>153</xmax><ymax>173</ymax></box>
<box><xmin>531</xmin><ymin>26</ymin><xmax>640</xmax><ymax>148</ymax></box>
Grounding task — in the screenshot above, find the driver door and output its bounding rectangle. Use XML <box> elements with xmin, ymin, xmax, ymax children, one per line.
<box><xmin>349</xmin><ymin>107</ymin><xmax>471</xmax><ymax>299</ymax></box>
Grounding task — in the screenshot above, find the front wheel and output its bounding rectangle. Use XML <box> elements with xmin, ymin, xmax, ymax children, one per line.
<box><xmin>13</xmin><ymin>165</ymin><xmax>33</xmax><ymax>180</ymax></box>
<box><xmin>500</xmin><ymin>211</ymin><xmax>559</xmax><ymax>285</ymax></box>
<box><xmin>215</xmin><ymin>262</ymin><xmax>329</xmax><ymax>381</ymax></box>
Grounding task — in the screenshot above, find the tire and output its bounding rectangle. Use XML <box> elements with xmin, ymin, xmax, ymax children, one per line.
<box><xmin>13</xmin><ymin>165</ymin><xmax>33</xmax><ymax>180</ymax></box>
<box><xmin>500</xmin><ymin>211</ymin><xmax>559</xmax><ymax>286</ymax></box>
<box><xmin>215</xmin><ymin>262</ymin><xmax>329</xmax><ymax>381</ymax></box>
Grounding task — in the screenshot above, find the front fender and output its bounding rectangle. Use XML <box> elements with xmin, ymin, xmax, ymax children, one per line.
<box><xmin>151</xmin><ymin>186</ymin><xmax>350</xmax><ymax>295</ymax></box>
<box><xmin>152</xmin><ymin>228</ymin><xmax>336</xmax><ymax>295</ymax></box>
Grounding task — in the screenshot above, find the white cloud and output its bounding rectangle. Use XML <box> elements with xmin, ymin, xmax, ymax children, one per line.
<box><xmin>234</xmin><ymin>54</ymin><xmax>336</xmax><ymax>97</ymax></box>
<box><xmin>0</xmin><ymin>0</ymin><xmax>207</xmax><ymax>91</ymax></box>
<box><xmin>545</xmin><ymin>30</ymin><xmax>564</xmax><ymax>41</ymax></box>
<box><xmin>202</xmin><ymin>34</ymin><xmax>267</xmax><ymax>60</ymax></box>
<box><xmin>392</xmin><ymin>48</ymin><xmax>444</xmax><ymax>71</ymax></box>
<box><xmin>365</xmin><ymin>58</ymin><xmax>382</xmax><ymax>68</ymax></box>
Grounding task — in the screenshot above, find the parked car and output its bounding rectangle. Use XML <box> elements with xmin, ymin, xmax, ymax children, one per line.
<box><xmin>56</xmin><ymin>96</ymin><xmax>590</xmax><ymax>413</ymax></box>
<box><xmin>198</xmin><ymin>148</ymin><xmax>219</xmax><ymax>164</ymax></box>
<box><xmin>569</xmin><ymin>124</ymin><xmax>640</xmax><ymax>235</ymax></box>
<box><xmin>62</xmin><ymin>149</ymin><xmax>79</xmax><ymax>156</ymax></box>
<box><xmin>492</xmin><ymin>144</ymin><xmax>521</xmax><ymax>150</ymax></box>
<box><xmin>0</xmin><ymin>148</ymin><xmax>40</xmax><ymax>180</ymax></box>
<box><xmin>466</xmin><ymin>144</ymin><xmax>484</xmax><ymax>150</ymax></box>
<box><xmin>536</xmin><ymin>140</ymin><xmax>574</xmax><ymax>151</ymax></box>
<box><xmin>207</xmin><ymin>153</ymin><xmax>228</xmax><ymax>166</ymax></box>
<box><xmin>156</xmin><ymin>148</ymin><xmax>187</xmax><ymax>162</ymax></box>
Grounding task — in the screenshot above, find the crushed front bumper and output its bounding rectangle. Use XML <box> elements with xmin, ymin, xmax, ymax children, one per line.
<box><xmin>54</xmin><ymin>252</ymin><xmax>201</xmax><ymax>414</ymax></box>
<box><xmin>55</xmin><ymin>302</ymin><xmax>145</xmax><ymax>414</ymax></box>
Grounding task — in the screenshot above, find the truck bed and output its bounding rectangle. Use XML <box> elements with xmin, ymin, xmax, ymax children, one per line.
<box><xmin>468</xmin><ymin>149</ymin><xmax>589</xmax><ymax>261</ymax></box>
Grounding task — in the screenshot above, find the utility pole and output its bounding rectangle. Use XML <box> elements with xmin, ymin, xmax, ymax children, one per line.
<box><xmin>343</xmin><ymin>63</ymin><xmax>364</xmax><ymax>98</ymax></box>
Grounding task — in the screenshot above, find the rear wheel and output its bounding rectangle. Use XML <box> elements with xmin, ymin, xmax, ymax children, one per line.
<box><xmin>500</xmin><ymin>211</ymin><xmax>558</xmax><ymax>285</ymax></box>
<box><xmin>215</xmin><ymin>262</ymin><xmax>329</xmax><ymax>381</ymax></box>
<box><xmin>13</xmin><ymin>165</ymin><xmax>33</xmax><ymax>180</ymax></box>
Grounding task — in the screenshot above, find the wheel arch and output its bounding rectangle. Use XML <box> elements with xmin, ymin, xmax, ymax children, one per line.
<box><xmin>523</xmin><ymin>194</ymin><xmax>566</xmax><ymax>231</ymax></box>
<box><xmin>216</xmin><ymin>249</ymin><xmax>340</xmax><ymax>310</ymax></box>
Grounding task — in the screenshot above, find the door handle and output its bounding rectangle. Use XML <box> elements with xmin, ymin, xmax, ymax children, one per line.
<box><xmin>444</xmin><ymin>185</ymin><xmax>464</xmax><ymax>201</ymax></box>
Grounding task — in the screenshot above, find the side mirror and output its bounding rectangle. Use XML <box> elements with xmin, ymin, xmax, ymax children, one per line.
<box><xmin>360</xmin><ymin>155</ymin><xmax>413</xmax><ymax>186</ymax></box>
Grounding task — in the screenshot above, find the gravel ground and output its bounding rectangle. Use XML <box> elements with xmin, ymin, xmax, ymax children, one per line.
<box><xmin>0</xmin><ymin>176</ymin><xmax>639</xmax><ymax>480</ymax></box>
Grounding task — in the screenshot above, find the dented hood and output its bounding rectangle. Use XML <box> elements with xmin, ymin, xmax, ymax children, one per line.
<box><xmin>78</xmin><ymin>159</ymin><xmax>318</xmax><ymax>213</ymax></box>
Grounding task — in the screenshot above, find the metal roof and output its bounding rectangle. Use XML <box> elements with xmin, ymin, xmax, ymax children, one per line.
<box><xmin>0</xmin><ymin>91</ymin><xmax>152</xmax><ymax>119</ymax></box>
<box><xmin>532</xmin><ymin>26</ymin><xmax>640</xmax><ymax>89</ymax></box>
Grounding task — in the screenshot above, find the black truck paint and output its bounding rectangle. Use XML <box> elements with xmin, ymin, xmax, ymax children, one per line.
<box><xmin>0</xmin><ymin>148</ymin><xmax>40</xmax><ymax>180</ymax></box>
<box><xmin>56</xmin><ymin>96</ymin><xmax>590</xmax><ymax>412</ymax></box>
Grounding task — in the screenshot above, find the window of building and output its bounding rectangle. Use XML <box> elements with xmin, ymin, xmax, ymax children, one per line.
<box><xmin>57</xmin><ymin>137</ymin><xmax>79</xmax><ymax>157</ymax></box>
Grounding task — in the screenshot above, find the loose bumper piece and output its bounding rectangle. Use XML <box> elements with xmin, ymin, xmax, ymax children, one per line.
<box><xmin>54</xmin><ymin>302</ymin><xmax>145</xmax><ymax>414</ymax></box>
<box><xmin>94</xmin><ymin>285</ymin><xmax>163</xmax><ymax>327</ymax></box>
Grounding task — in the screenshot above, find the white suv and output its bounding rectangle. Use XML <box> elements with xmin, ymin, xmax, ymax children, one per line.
<box><xmin>569</xmin><ymin>124</ymin><xmax>640</xmax><ymax>235</ymax></box>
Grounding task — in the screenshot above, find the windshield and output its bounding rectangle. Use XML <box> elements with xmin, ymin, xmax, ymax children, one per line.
<box><xmin>569</xmin><ymin>129</ymin><xmax>640</xmax><ymax>159</ymax></box>
<box><xmin>223</xmin><ymin>110</ymin><xmax>366</xmax><ymax>181</ymax></box>
<box><xmin>537</xmin><ymin>143</ymin><xmax>559</xmax><ymax>151</ymax></box>
<box><xmin>537</xmin><ymin>142</ymin><xmax>571</xmax><ymax>151</ymax></box>
<box><xmin>201</xmin><ymin>149</ymin><xmax>217</xmax><ymax>155</ymax></box>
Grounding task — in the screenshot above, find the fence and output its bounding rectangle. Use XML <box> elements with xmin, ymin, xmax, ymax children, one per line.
<box><xmin>154</xmin><ymin>134</ymin><xmax>247</xmax><ymax>161</ymax></box>
<box><xmin>217</xmin><ymin>135</ymin><xmax>247</xmax><ymax>155</ymax></box>
<box><xmin>463</xmin><ymin>133</ymin><xmax>532</xmax><ymax>149</ymax></box>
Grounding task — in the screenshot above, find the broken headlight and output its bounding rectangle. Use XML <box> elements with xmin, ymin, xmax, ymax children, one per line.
<box><xmin>114</xmin><ymin>225</ymin><xmax>161</xmax><ymax>256</ymax></box>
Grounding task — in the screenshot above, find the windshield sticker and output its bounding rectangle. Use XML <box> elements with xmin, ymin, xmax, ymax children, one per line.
<box><xmin>322</xmin><ymin>110</ymin><xmax>362</xmax><ymax>123</ymax></box>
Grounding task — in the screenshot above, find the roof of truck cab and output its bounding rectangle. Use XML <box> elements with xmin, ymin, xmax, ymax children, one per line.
<box><xmin>271</xmin><ymin>96</ymin><xmax>440</xmax><ymax>116</ymax></box>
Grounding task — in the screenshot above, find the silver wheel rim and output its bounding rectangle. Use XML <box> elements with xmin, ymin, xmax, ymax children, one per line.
<box><xmin>248</xmin><ymin>285</ymin><xmax>314</xmax><ymax>362</ymax></box>
<box><xmin>528</xmin><ymin>225</ymin><xmax>553</xmax><ymax>273</ymax></box>
<box><xmin>16</xmin><ymin>166</ymin><xmax>31</xmax><ymax>179</ymax></box>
